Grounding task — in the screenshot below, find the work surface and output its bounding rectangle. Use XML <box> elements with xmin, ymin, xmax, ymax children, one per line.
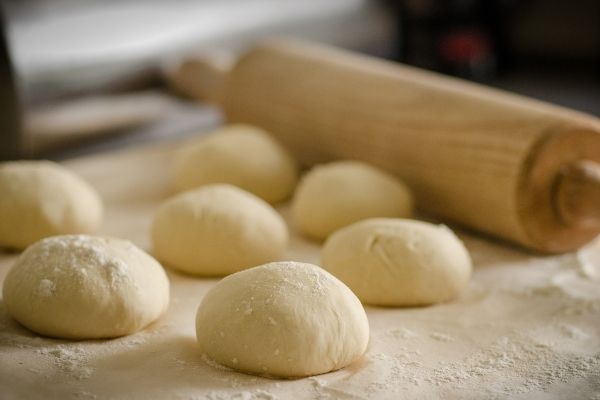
<box><xmin>1</xmin><ymin>140</ymin><xmax>599</xmax><ymax>399</ymax></box>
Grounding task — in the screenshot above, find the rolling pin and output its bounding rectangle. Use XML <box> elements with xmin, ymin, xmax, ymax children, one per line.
<box><xmin>167</xmin><ymin>40</ymin><xmax>600</xmax><ymax>253</ymax></box>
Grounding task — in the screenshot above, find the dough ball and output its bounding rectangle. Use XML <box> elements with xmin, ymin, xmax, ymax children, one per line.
<box><xmin>292</xmin><ymin>161</ymin><xmax>413</xmax><ymax>240</ymax></box>
<box><xmin>195</xmin><ymin>261</ymin><xmax>369</xmax><ymax>378</ymax></box>
<box><xmin>321</xmin><ymin>218</ymin><xmax>472</xmax><ymax>306</ymax></box>
<box><xmin>2</xmin><ymin>235</ymin><xmax>170</xmax><ymax>339</ymax></box>
<box><xmin>173</xmin><ymin>124</ymin><xmax>299</xmax><ymax>203</ymax></box>
<box><xmin>151</xmin><ymin>184</ymin><xmax>288</xmax><ymax>276</ymax></box>
<box><xmin>0</xmin><ymin>161</ymin><xmax>103</xmax><ymax>250</ymax></box>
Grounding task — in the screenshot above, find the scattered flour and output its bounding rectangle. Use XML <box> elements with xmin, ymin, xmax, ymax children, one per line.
<box><xmin>37</xmin><ymin>279</ymin><xmax>56</xmax><ymax>297</ymax></box>
<box><xmin>559</xmin><ymin>324</ymin><xmax>590</xmax><ymax>340</ymax></box>
<box><xmin>201</xmin><ymin>353</ymin><xmax>232</xmax><ymax>372</ymax></box>
<box><xmin>425</xmin><ymin>334</ymin><xmax>600</xmax><ymax>392</ymax></box>
<box><xmin>388</xmin><ymin>328</ymin><xmax>418</xmax><ymax>339</ymax></box>
<box><xmin>575</xmin><ymin>244</ymin><xmax>600</xmax><ymax>279</ymax></box>
<box><xmin>75</xmin><ymin>390</ymin><xmax>99</xmax><ymax>399</ymax></box>
<box><xmin>430</xmin><ymin>332</ymin><xmax>455</xmax><ymax>342</ymax></box>
<box><xmin>37</xmin><ymin>345</ymin><xmax>93</xmax><ymax>380</ymax></box>
<box><xmin>355</xmin><ymin>331</ymin><xmax>600</xmax><ymax>398</ymax></box>
<box><xmin>2</xmin><ymin>218</ymin><xmax>600</xmax><ymax>398</ymax></box>
<box><xmin>205</xmin><ymin>390</ymin><xmax>277</xmax><ymax>400</ymax></box>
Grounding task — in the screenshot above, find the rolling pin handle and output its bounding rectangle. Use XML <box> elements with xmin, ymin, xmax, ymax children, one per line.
<box><xmin>163</xmin><ymin>52</ymin><xmax>233</xmax><ymax>105</ymax></box>
<box><xmin>555</xmin><ymin>160</ymin><xmax>600</xmax><ymax>228</ymax></box>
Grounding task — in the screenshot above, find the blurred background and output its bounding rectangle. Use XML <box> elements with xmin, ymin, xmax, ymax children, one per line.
<box><xmin>0</xmin><ymin>0</ymin><xmax>598</xmax><ymax>160</ymax></box>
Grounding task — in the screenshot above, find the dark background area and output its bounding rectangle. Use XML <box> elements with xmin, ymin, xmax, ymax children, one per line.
<box><xmin>394</xmin><ymin>0</ymin><xmax>600</xmax><ymax>115</ymax></box>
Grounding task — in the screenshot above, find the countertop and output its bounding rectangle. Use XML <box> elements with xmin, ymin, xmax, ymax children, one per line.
<box><xmin>1</xmin><ymin>138</ymin><xmax>599</xmax><ymax>399</ymax></box>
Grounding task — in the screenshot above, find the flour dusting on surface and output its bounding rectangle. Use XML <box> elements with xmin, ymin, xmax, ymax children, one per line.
<box><xmin>429</xmin><ymin>332</ymin><xmax>455</xmax><ymax>342</ymax></box>
<box><xmin>37</xmin><ymin>345</ymin><xmax>93</xmax><ymax>380</ymax></box>
<box><xmin>37</xmin><ymin>279</ymin><xmax>56</xmax><ymax>297</ymax></box>
<box><xmin>388</xmin><ymin>328</ymin><xmax>418</xmax><ymax>339</ymax></box>
<box><xmin>2</xmin><ymin>163</ymin><xmax>600</xmax><ymax>399</ymax></box>
<box><xmin>205</xmin><ymin>390</ymin><xmax>278</xmax><ymax>400</ymax></box>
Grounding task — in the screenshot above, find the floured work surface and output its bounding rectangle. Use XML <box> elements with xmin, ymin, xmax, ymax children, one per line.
<box><xmin>0</xmin><ymin>141</ymin><xmax>599</xmax><ymax>399</ymax></box>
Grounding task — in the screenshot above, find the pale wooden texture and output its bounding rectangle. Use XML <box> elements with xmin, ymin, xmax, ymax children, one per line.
<box><xmin>164</xmin><ymin>54</ymin><xmax>233</xmax><ymax>105</ymax></box>
<box><xmin>1</xmin><ymin>139</ymin><xmax>600</xmax><ymax>399</ymax></box>
<box><xmin>219</xmin><ymin>40</ymin><xmax>600</xmax><ymax>252</ymax></box>
<box><xmin>517</xmin><ymin>129</ymin><xmax>600</xmax><ymax>252</ymax></box>
<box><xmin>556</xmin><ymin>160</ymin><xmax>600</xmax><ymax>228</ymax></box>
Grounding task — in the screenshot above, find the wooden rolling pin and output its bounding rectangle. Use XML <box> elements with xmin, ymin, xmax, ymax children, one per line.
<box><xmin>168</xmin><ymin>40</ymin><xmax>600</xmax><ymax>253</ymax></box>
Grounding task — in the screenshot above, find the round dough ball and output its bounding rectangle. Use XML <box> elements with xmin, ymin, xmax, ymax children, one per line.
<box><xmin>0</xmin><ymin>161</ymin><xmax>103</xmax><ymax>250</ymax></box>
<box><xmin>195</xmin><ymin>261</ymin><xmax>369</xmax><ymax>378</ymax></box>
<box><xmin>2</xmin><ymin>235</ymin><xmax>170</xmax><ymax>339</ymax></box>
<box><xmin>321</xmin><ymin>218</ymin><xmax>472</xmax><ymax>306</ymax></box>
<box><xmin>151</xmin><ymin>184</ymin><xmax>288</xmax><ymax>276</ymax></box>
<box><xmin>173</xmin><ymin>124</ymin><xmax>299</xmax><ymax>203</ymax></box>
<box><xmin>292</xmin><ymin>161</ymin><xmax>413</xmax><ymax>240</ymax></box>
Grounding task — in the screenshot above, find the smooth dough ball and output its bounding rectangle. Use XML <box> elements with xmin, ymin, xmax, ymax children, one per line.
<box><xmin>0</xmin><ymin>161</ymin><xmax>103</xmax><ymax>250</ymax></box>
<box><xmin>151</xmin><ymin>184</ymin><xmax>288</xmax><ymax>276</ymax></box>
<box><xmin>195</xmin><ymin>261</ymin><xmax>369</xmax><ymax>378</ymax></box>
<box><xmin>2</xmin><ymin>235</ymin><xmax>170</xmax><ymax>339</ymax></box>
<box><xmin>292</xmin><ymin>161</ymin><xmax>413</xmax><ymax>240</ymax></box>
<box><xmin>321</xmin><ymin>218</ymin><xmax>472</xmax><ymax>306</ymax></box>
<box><xmin>173</xmin><ymin>124</ymin><xmax>299</xmax><ymax>203</ymax></box>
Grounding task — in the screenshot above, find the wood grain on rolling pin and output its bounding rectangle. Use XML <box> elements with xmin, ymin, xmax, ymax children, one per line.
<box><xmin>176</xmin><ymin>40</ymin><xmax>600</xmax><ymax>253</ymax></box>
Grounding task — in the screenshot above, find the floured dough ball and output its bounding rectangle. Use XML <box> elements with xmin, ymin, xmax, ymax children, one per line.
<box><xmin>173</xmin><ymin>124</ymin><xmax>299</xmax><ymax>203</ymax></box>
<box><xmin>292</xmin><ymin>161</ymin><xmax>413</xmax><ymax>240</ymax></box>
<box><xmin>152</xmin><ymin>184</ymin><xmax>287</xmax><ymax>276</ymax></box>
<box><xmin>0</xmin><ymin>161</ymin><xmax>103</xmax><ymax>250</ymax></box>
<box><xmin>195</xmin><ymin>261</ymin><xmax>369</xmax><ymax>378</ymax></box>
<box><xmin>321</xmin><ymin>219</ymin><xmax>472</xmax><ymax>306</ymax></box>
<box><xmin>2</xmin><ymin>235</ymin><xmax>170</xmax><ymax>339</ymax></box>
